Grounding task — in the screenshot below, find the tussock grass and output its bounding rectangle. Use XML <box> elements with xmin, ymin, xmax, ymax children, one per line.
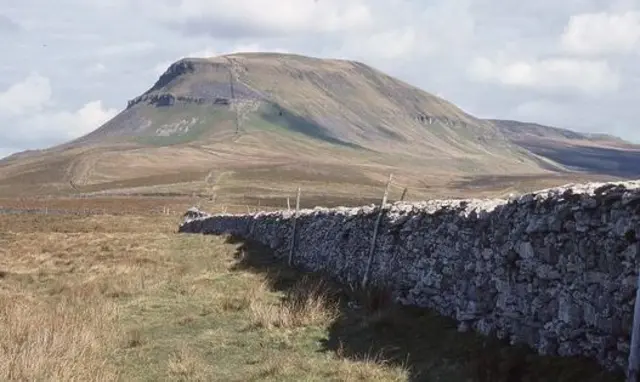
<box><xmin>167</xmin><ymin>347</ymin><xmax>215</xmax><ymax>381</ymax></box>
<box><xmin>249</xmin><ymin>276</ymin><xmax>339</xmax><ymax>330</ymax></box>
<box><xmin>0</xmin><ymin>294</ymin><xmax>121</xmax><ymax>381</ymax></box>
<box><xmin>246</xmin><ymin>349</ymin><xmax>410</xmax><ymax>382</ymax></box>
<box><xmin>333</xmin><ymin>345</ymin><xmax>410</xmax><ymax>382</ymax></box>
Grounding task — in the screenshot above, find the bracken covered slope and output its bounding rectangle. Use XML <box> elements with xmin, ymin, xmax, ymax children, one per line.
<box><xmin>0</xmin><ymin>52</ymin><xmax>637</xmax><ymax>199</ymax></box>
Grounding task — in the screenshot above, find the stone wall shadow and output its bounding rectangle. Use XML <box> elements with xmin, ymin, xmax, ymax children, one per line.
<box><xmin>223</xmin><ymin>234</ymin><xmax>623</xmax><ymax>382</ymax></box>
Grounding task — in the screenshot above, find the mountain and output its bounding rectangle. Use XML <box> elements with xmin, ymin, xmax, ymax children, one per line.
<box><xmin>491</xmin><ymin>119</ymin><xmax>640</xmax><ymax>178</ymax></box>
<box><xmin>0</xmin><ymin>52</ymin><xmax>637</xmax><ymax>202</ymax></box>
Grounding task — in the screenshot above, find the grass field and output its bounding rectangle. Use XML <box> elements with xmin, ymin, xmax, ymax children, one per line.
<box><xmin>0</xmin><ymin>208</ymin><xmax>625</xmax><ymax>381</ymax></box>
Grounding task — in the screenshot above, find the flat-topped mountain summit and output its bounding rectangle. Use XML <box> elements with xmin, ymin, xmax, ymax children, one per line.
<box><xmin>1</xmin><ymin>52</ymin><xmax>638</xmax><ymax>201</ymax></box>
<box><xmin>77</xmin><ymin>53</ymin><xmax>519</xmax><ymax>158</ymax></box>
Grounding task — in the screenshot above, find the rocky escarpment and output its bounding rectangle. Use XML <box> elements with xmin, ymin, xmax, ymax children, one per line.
<box><xmin>179</xmin><ymin>180</ymin><xmax>640</xmax><ymax>372</ymax></box>
<box><xmin>147</xmin><ymin>60</ymin><xmax>197</xmax><ymax>95</ymax></box>
<box><xmin>126</xmin><ymin>93</ymin><xmax>230</xmax><ymax>109</ymax></box>
<box><xmin>127</xmin><ymin>58</ymin><xmax>266</xmax><ymax>110</ymax></box>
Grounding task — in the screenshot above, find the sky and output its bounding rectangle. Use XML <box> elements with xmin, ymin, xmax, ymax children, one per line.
<box><xmin>0</xmin><ymin>0</ymin><xmax>639</xmax><ymax>158</ymax></box>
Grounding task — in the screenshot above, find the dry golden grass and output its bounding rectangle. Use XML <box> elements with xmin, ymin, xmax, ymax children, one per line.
<box><xmin>0</xmin><ymin>214</ymin><xmax>174</xmax><ymax>381</ymax></box>
<box><xmin>333</xmin><ymin>343</ymin><xmax>409</xmax><ymax>382</ymax></box>
<box><xmin>245</xmin><ymin>350</ymin><xmax>408</xmax><ymax>382</ymax></box>
<box><xmin>0</xmin><ymin>212</ymin><xmax>412</xmax><ymax>381</ymax></box>
<box><xmin>0</xmin><ymin>294</ymin><xmax>121</xmax><ymax>381</ymax></box>
<box><xmin>249</xmin><ymin>276</ymin><xmax>339</xmax><ymax>330</ymax></box>
<box><xmin>166</xmin><ymin>347</ymin><xmax>215</xmax><ymax>382</ymax></box>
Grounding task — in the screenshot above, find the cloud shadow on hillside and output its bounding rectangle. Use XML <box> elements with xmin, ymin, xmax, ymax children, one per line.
<box><xmin>522</xmin><ymin>142</ymin><xmax>640</xmax><ymax>178</ymax></box>
<box><xmin>258</xmin><ymin>102</ymin><xmax>365</xmax><ymax>150</ymax></box>
<box><xmin>222</xmin><ymin>235</ymin><xmax>623</xmax><ymax>382</ymax></box>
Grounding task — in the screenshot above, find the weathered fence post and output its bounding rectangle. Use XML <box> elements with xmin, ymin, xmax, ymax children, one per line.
<box><xmin>400</xmin><ymin>187</ymin><xmax>408</xmax><ymax>202</ymax></box>
<box><xmin>361</xmin><ymin>173</ymin><xmax>393</xmax><ymax>289</ymax></box>
<box><xmin>628</xmin><ymin>243</ymin><xmax>640</xmax><ymax>382</ymax></box>
<box><xmin>287</xmin><ymin>197</ymin><xmax>291</xmax><ymax>211</ymax></box>
<box><xmin>288</xmin><ymin>187</ymin><xmax>301</xmax><ymax>267</ymax></box>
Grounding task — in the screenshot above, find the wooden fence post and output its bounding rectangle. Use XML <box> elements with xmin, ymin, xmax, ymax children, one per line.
<box><xmin>287</xmin><ymin>197</ymin><xmax>291</xmax><ymax>211</ymax></box>
<box><xmin>288</xmin><ymin>187</ymin><xmax>301</xmax><ymax>267</ymax></box>
<box><xmin>400</xmin><ymin>187</ymin><xmax>408</xmax><ymax>202</ymax></box>
<box><xmin>361</xmin><ymin>173</ymin><xmax>393</xmax><ymax>289</ymax></box>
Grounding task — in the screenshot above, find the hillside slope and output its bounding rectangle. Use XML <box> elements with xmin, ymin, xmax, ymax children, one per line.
<box><xmin>491</xmin><ymin>119</ymin><xmax>640</xmax><ymax>177</ymax></box>
<box><xmin>0</xmin><ymin>52</ymin><xmax>636</xmax><ymax>201</ymax></box>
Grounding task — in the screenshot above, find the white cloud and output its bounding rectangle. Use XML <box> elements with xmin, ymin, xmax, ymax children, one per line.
<box><xmin>22</xmin><ymin>100</ymin><xmax>118</xmax><ymax>142</ymax></box>
<box><xmin>0</xmin><ymin>73</ymin><xmax>52</xmax><ymax>116</ymax></box>
<box><xmin>95</xmin><ymin>41</ymin><xmax>156</xmax><ymax>57</ymax></box>
<box><xmin>334</xmin><ymin>26</ymin><xmax>418</xmax><ymax>61</ymax></box>
<box><xmin>419</xmin><ymin>0</ymin><xmax>475</xmax><ymax>52</ymax></box>
<box><xmin>323</xmin><ymin>1</ymin><xmax>475</xmax><ymax>69</ymax></box>
<box><xmin>0</xmin><ymin>75</ymin><xmax>117</xmax><ymax>153</ymax></box>
<box><xmin>561</xmin><ymin>11</ymin><xmax>640</xmax><ymax>55</ymax></box>
<box><xmin>468</xmin><ymin>56</ymin><xmax>620</xmax><ymax>95</ymax></box>
<box><xmin>510</xmin><ymin>99</ymin><xmax>572</xmax><ymax>124</ymax></box>
<box><xmin>2</xmin><ymin>101</ymin><xmax>118</xmax><ymax>152</ymax></box>
<box><xmin>508</xmin><ymin>98</ymin><xmax>635</xmax><ymax>139</ymax></box>
<box><xmin>154</xmin><ymin>0</ymin><xmax>374</xmax><ymax>36</ymax></box>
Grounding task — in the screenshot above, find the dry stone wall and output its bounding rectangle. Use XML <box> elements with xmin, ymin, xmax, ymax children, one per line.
<box><xmin>179</xmin><ymin>180</ymin><xmax>640</xmax><ymax>372</ymax></box>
